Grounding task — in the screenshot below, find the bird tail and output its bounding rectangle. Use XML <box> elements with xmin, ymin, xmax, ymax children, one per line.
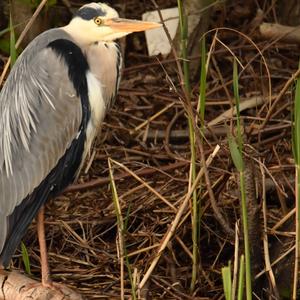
<box><xmin>0</xmin><ymin>189</ymin><xmax>49</xmax><ymax>268</ymax></box>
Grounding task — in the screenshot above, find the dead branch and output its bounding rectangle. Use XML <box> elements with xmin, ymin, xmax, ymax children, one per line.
<box><xmin>260</xmin><ymin>22</ymin><xmax>300</xmax><ymax>44</ymax></box>
<box><xmin>0</xmin><ymin>271</ymin><xmax>84</xmax><ymax>300</ymax></box>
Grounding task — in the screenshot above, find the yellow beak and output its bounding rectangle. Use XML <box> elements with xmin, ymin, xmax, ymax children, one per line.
<box><xmin>104</xmin><ymin>18</ymin><xmax>161</xmax><ymax>32</ymax></box>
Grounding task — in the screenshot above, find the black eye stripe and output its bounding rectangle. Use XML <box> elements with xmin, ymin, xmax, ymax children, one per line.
<box><xmin>75</xmin><ymin>7</ymin><xmax>106</xmax><ymax>20</ymax></box>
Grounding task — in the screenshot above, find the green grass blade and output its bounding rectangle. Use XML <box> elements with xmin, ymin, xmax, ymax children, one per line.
<box><xmin>228</xmin><ymin>134</ymin><xmax>244</xmax><ymax>172</ymax></box>
<box><xmin>21</xmin><ymin>241</ymin><xmax>32</xmax><ymax>275</ymax></box>
<box><xmin>237</xmin><ymin>255</ymin><xmax>245</xmax><ymax>300</ymax></box>
<box><xmin>177</xmin><ymin>0</ymin><xmax>190</xmax><ymax>95</ymax></box>
<box><xmin>292</xmin><ymin>60</ymin><xmax>300</xmax><ymax>299</ymax></box>
<box><xmin>0</xmin><ymin>28</ymin><xmax>10</xmax><ymax>37</ymax></box>
<box><xmin>230</xmin><ymin>59</ymin><xmax>252</xmax><ymax>299</ymax></box>
<box><xmin>108</xmin><ymin>159</ymin><xmax>136</xmax><ymax>300</ymax></box>
<box><xmin>233</xmin><ymin>60</ymin><xmax>243</xmax><ymax>151</ymax></box>
<box><xmin>177</xmin><ymin>0</ymin><xmax>199</xmax><ymax>292</ymax></box>
<box><xmin>239</xmin><ymin>172</ymin><xmax>252</xmax><ymax>300</ymax></box>
<box><xmin>222</xmin><ymin>262</ymin><xmax>232</xmax><ymax>300</ymax></box>
<box><xmin>293</xmin><ymin>62</ymin><xmax>300</xmax><ymax>164</ymax></box>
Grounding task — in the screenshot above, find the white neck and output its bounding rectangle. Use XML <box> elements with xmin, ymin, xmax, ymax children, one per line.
<box><xmin>63</xmin><ymin>18</ymin><xmax>94</xmax><ymax>47</ymax></box>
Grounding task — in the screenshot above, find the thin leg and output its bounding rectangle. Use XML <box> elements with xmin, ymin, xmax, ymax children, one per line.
<box><xmin>37</xmin><ymin>206</ymin><xmax>52</xmax><ymax>287</ymax></box>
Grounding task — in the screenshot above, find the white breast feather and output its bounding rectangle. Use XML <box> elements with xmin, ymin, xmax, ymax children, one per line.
<box><xmin>83</xmin><ymin>72</ymin><xmax>106</xmax><ymax>165</ymax></box>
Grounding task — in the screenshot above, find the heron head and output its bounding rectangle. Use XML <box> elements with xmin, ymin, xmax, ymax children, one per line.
<box><xmin>64</xmin><ymin>2</ymin><xmax>160</xmax><ymax>44</ymax></box>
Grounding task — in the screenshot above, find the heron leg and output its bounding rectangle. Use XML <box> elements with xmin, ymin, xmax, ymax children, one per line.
<box><xmin>37</xmin><ymin>205</ymin><xmax>52</xmax><ymax>287</ymax></box>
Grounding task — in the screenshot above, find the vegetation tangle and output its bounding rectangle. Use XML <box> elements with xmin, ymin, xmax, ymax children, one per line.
<box><xmin>0</xmin><ymin>0</ymin><xmax>299</xmax><ymax>299</ymax></box>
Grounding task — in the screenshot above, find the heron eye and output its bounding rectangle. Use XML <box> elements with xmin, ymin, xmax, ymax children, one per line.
<box><xmin>94</xmin><ymin>17</ymin><xmax>103</xmax><ymax>26</ymax></box>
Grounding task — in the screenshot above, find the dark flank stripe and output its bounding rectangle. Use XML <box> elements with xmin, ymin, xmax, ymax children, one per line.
<box><xmin>0</xmin><ymin>39</ymin><xmax>91</xmax><ymax>267</ymax></box>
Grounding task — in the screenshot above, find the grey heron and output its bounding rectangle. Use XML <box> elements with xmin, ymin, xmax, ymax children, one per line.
<box><xmin>0</xmin><ymin>2</ymin><xmax>159</xmax><ymax>286</ymax></box>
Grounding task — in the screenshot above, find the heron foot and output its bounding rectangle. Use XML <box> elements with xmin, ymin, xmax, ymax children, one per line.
<box><xmin>22</xmin><ymin>280</ymin><xmax>66</xmax><ymax>296</ymax></box>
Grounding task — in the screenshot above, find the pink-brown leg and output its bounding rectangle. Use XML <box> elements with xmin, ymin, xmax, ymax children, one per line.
<box><xmin>37</xmin><ymin>206</ymin><xmax>52</xmax><ymax>287</ymax></box>
<box><xmin>23</xmin><ymin>211</ymin><xmax>65</xmax><ymax>295</ymax></box>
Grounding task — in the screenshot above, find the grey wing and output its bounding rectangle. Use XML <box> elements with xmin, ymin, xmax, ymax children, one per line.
<box><xmin>0</xmin><ymin>47</ymin><xmax>82</xmax><ymax>252</ymax></box>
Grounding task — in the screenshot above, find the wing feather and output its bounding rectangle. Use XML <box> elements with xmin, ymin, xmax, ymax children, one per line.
<box><xmin>0</xmin><ymin>40</ymin><xmax>85</xmax><ymax>258</ymax></box>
